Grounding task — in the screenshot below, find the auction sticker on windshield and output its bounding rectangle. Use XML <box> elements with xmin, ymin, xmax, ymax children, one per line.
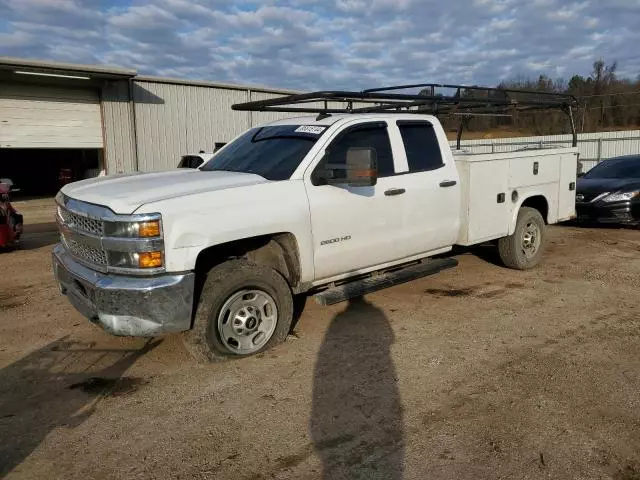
<box><xmin>294</xmin><ymin>126</ymin><xmax>327</xmax><ymax>135</ymax></box>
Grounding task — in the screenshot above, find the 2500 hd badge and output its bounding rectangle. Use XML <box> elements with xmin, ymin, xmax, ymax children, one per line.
<box><xmin>320</xmin><ymin>235</ymin><xmax>352</xmax><ymax>246</ymax></box>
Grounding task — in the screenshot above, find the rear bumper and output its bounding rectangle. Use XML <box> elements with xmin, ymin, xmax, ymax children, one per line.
<box><xmin>53</xmin><ymin>244</ymin><xmax>195</xmax><ymax>336</ymax></box>
<box><xmin>576</xmin><ymin>200</ymin><xmax>640</xmax><ymax>225</ymax></box>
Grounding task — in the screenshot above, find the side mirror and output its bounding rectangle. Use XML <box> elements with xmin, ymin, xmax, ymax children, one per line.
<box><xmin>321</xmin><ymin>147</ymin><xmax>378</xmax><ymax>187</ymax></box>
<box><xmin>577</xmin><ymin>172</ymin><xmax>586</xmax><ymax>178</ymax></box>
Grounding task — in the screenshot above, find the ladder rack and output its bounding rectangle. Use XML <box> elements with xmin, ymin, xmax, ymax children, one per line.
<box><xmin>232</xmin><ymin>83</ymin><xmax>579</xmax><ymax>147</ymax></box>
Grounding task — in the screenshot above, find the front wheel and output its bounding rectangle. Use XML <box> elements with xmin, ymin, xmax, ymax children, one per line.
<box><xmin>498</xmin><ymin>207</ymin><xmax>546</xmax><ymax>270</ymax></box>
<box><xmin>183</xmin><ymin>259</ymin><xmax>294</xmax><ymax>362</ymax></box>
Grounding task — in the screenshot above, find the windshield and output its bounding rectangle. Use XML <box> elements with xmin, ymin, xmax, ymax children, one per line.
<box><xmin>584</xmin><ymin>156</ymin><xmax>640</xmax><ymax>179</ymax></box>
<box><xmin>201</xmin><ymin>125</ymin><xmax>326</xmax><ymax>180</ymax></box>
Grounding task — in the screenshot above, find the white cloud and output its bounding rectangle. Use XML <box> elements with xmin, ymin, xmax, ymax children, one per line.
<box><xmin>109</xmin><ymin>5</ymin><xmax>180</xmax><ymax>30</ymax></box>
<box><xmin>0</xmin><ymin>30</ymin><xmax>34</xmax><ymax>48</ymax></box>
<box><xmin>473</xmin><ymin>0</ymin><xmax>515</xmax><ymax>14</ymax></box>
<box><xmin>547</xmin><ymin>2</ymin><xmax>589</xmax><ymax>21</ymax></box>
<box><xmin>0</xmin><ymin>0</ymin><xmax>638</xmax><ymax>90</ymax></box>
<box><xmin>491</xmin><ymin>18</ymin><xmax>516</xmax><ymax>29</ymax></box>
<box><xmin>584</xmin><ymin>17</ymin><xmax>599</xmax><ymax>27</ymax></box>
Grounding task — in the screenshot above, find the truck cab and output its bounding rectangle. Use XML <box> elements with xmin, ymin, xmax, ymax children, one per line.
<box><xmin>307</xmin><ymin>114</ymin><xmax>461</xmax><ymax>279</ymax></box>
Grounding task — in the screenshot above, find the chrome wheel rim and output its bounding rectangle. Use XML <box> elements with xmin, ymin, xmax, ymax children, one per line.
<box><xmin>217</xmin><ymin>289</ymin><xmax>278</xmax><ymax>355</ymax></box>
<box><xmin>522</xmin><ymin>221</ymin><xmax>541</xmax><ymax>259</ymax></box>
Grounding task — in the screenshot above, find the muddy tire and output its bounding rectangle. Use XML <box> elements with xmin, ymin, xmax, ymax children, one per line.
<box><xmin>498</xmin><ymin>207</ymin><xmax>546</xmax><ymax>270</ymax></box>
<box><xmin>183</xmin><ymin>259</ymin><xmax>293</xmax><ymax>362</ymax></box>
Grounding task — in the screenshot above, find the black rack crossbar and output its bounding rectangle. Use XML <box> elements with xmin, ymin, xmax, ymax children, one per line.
<box><xmin>231</xmin><ymin>83</ymin><xmax>579</xmax><ymax>147</ymax></box>
<box><xmin>363</xmin><ymin>82</ymin><xmax>575</xmax><ymax>99</ymax></box>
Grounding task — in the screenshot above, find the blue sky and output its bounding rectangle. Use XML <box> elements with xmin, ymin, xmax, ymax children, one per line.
<box><xmin>0</xmin><ymin>0</ymin><xmax>638</xmax><ymax>90</ymax></box>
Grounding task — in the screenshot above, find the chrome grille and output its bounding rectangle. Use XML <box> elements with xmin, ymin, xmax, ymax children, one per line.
<box><xmin>56</xmin><ymin>195</ymin><xmax>164</xmax><ymax>274</ymax></box>
<box><xmin>59</xmin><ymin>208</ymin><xmax>104</xmax><ymax>235</ymax></box>
<box><xmin>64</xmin><ymin>237</ymin><xmax>108</xmax><ymax>266</ymax></box>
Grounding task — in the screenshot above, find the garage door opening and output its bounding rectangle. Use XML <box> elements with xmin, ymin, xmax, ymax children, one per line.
<box><xmin>0</xmin><ymin>148</ymin><xmax>102</xmax><ymax>197</ymax></box>
<box><xmin>1</xmin><ymin>82</ymin><xmax>104</xmax><ymax>196</ymax></box>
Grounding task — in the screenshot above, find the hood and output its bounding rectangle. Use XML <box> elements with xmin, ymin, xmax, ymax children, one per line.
<box><xmin>577</xmin><ymin>177</ymin><xmax>640</xmax><ymax>195</ymax></box>
<box><xmin>61</xmin><ymin>170</ymin><xmax>268</xmax><ymax>214</ymax></box>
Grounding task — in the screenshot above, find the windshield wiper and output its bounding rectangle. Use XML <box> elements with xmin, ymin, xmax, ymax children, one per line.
<box><xmin>201</xmin><ymin>167</ymin><xmax>238</xmax><ymax>173</ymax></box>
<box><xmin>201</xmin><ymin>167</ymin><xmax>267</xmax><ymax>179</ymax></box>
<box><xmin>252</xmin><ymin>135</ymin><xmax>315</xmax><ymax>143</ymax></box>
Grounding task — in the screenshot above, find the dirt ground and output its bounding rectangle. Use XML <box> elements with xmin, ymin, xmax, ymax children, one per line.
<box><xmin>1</xmin><ymin>200</ymin><xmax>640</xmax><ymax>479</ymax></box>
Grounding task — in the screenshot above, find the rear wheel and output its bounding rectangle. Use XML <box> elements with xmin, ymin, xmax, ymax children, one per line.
<box><xmin>498</xmin><ymin>207</ymin><xmax>546</xmax><ymax>270</ymax></box>
<box><xmin>183</xmin><ymin>259</ymin><xmax>293</xmax><ymax>362</ymax></box>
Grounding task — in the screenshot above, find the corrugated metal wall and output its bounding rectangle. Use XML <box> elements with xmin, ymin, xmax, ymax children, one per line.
<box><xmin>452</xmin><ymin>130</ymin><xmax>640</xmax><ymax>172</ymax></box>
<box><xmin>246</xmin><ymin>92</ymin><xmax>353</xmax><ymax>125</ymax></box>
<box><xmin>132</xmin><ymin>81</ymin><xmax>251</xmax><ymax>171</ymax></box>
<box><xmin>130</xmin><ymin>82</ymin><xmax>323</xmax><ymax>172</ymax></box>
<box><xmin>104</xmin><ymin>76</ymin><xmax>640</xmax><ymax>175</ymax></box>
<box><xmin>248</xmin><ymin>91</ymin><xmax>296</xmax><ymax>126</ymax></box>
<box><xmin>102</xmin><ymin>78</ymin><xmax>388</xmax><ymax>174</ymax></box>
<box><xmin>101</xmin><ymin>80</ymin><xmax>137</xmax><ymax>173</ymax></box>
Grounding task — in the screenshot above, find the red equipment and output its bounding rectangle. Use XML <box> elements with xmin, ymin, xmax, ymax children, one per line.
<box><xmin>0</xmin><ymin>182</ymin><xmax>23</xmax><ymax>248</ymax></box>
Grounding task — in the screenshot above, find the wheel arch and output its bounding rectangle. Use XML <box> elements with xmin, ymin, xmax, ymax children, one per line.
<box><xmin>509</xmin><ymin>194</ymin><xmax>550</xmax><ymax>235</ymax></box>
<box><xmin>194</xmin><ymin>232</ymin><xmax>302</xmax><ymax>287</ymax></box>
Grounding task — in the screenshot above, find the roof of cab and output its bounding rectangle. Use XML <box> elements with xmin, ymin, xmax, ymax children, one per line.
<box><xmin>262</xmin><ymin>113</ymin><xmax>437</xmax><ymax>128</ymax></box>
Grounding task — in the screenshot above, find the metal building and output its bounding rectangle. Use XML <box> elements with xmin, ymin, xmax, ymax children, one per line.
<box><xmin>0</xmin><ymin>56</ymin><xmax>299</xmax><ymax>195</ymax></box>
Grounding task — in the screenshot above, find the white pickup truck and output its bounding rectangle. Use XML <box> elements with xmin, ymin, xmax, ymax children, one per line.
<box><xmin>53</xmin><ymin>86</ymin><xmax>578</xmax><ymax>361</ymax></box>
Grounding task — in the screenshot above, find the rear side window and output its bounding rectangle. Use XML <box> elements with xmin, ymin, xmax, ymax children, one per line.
<box><xmin>397</xmin><ymin>121</ymin><xmax>444</xmax><ymax>172</ymax></box>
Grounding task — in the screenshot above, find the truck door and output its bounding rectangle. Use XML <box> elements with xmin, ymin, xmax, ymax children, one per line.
<box><xmin>304</xmin><ymin>121</ymin><xmax>403</xmax><ymax>281</ymax></box>
<box><xmin>389</xmin><ymin>120</ymin><xmax>461</xmax><ymax>258</ymax></box>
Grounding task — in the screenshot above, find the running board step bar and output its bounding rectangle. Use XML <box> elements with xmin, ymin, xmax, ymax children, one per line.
<box><xmin>314</xmin><ymin>257</ymin><xmax>458</xmax><ymax>306</ymax></box>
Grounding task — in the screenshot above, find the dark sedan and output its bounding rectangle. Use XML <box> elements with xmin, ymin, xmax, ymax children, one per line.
<box><xmin>576</xmin><ymin>155</ymin><xmax>640</xmax><ymax>225</ymax></box>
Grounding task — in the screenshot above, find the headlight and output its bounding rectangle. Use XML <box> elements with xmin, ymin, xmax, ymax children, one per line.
<box><xmin>105</xmin><ymin>216</ymin><xmax>164</xmax><ymax>270</ymax></box>
<box><xmin>109</xmin><ymin>251</ymin><xmax>164</xmax><ymax>269</ymax></box>
<box><xmin>104</xmin><ymin>219</ymin><xmax>162</xmax><ymax>238</ymax></box>
<box><xmin>602</xmin><ymin>191</ymin><xmax>639</xmax><ymax>202</ymax></box>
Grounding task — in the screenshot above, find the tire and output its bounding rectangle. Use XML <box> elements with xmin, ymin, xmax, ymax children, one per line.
<box><xmin>498</xmin><ymin>207</ymin><xmax>546</xmax><ymax>270</ymax></box>
<box><xmin>183</xmin><ymin>259</ymin><xmax>293</xmax><ymax>362</ymax></box>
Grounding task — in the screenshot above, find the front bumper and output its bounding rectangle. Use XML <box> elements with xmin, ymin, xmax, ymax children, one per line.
<box><xmin>576</xmin><ymin>200</ymin><xmax>640</xmax><ymax>225</ymax></box>
<box><xmin>53</xmin><ymin>244</ymin><xmax>195</xmax><ymax>336</ymax></box>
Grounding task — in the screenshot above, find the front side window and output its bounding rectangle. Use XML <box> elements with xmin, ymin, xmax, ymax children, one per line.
<box><xmin>397</xmin><ymin>121</ymin><xmax>444</xmax><ymax>172</ymax></box>
<box><xmin>201</xmin><ymin>125</ymin><xmax>325</xmax><ymax>180</ymax></box>
<box><xmin>320</xmin><ymin>123</ymin><xmax>395</xmax><ymax>178</ymax></box>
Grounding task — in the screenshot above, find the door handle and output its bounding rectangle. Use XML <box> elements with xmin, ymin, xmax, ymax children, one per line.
<box><xmin>439</xmin><ymin>180</ymin><xmax>457</xmax><ymax>188</ymax></box>
<box><xmin>384</xmin><ymin>188</ymin><xmax>406</xmax><ymax>196</ymax></box>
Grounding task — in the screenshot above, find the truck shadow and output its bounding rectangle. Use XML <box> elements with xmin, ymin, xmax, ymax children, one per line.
<box><xmin>0</xmin><ymin>336</ymin><xmax>160</xmax><ymax>476</ymax></box>
<box><xmin>14</xmin><ymin>221</ymin><xmax>60</xmax><ymax>251</ymax></box>
<box><xmin>450</xmin><ymin>243</ymin><xmax>503</xmax><ymax>267</ymax></box>
<box><xmin>18</xmin><ymin>232</ymin><xmax>60</xmax><ymax>250</ymax></box>
<box><xmin>310</xmin><ymin>297</ymin><xmax>404</xmax><ymax>479</ymax></box>
<box><xmin>569</xmin><ymin>221</ymin><xmax>639</xmax><ymax>231</ymax></box>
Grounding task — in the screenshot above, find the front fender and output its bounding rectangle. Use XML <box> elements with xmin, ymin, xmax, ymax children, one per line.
<box><xmin>137</xmin><ymin>181</ymin><xmax>316</xmax><ymax>282</ymax></box>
